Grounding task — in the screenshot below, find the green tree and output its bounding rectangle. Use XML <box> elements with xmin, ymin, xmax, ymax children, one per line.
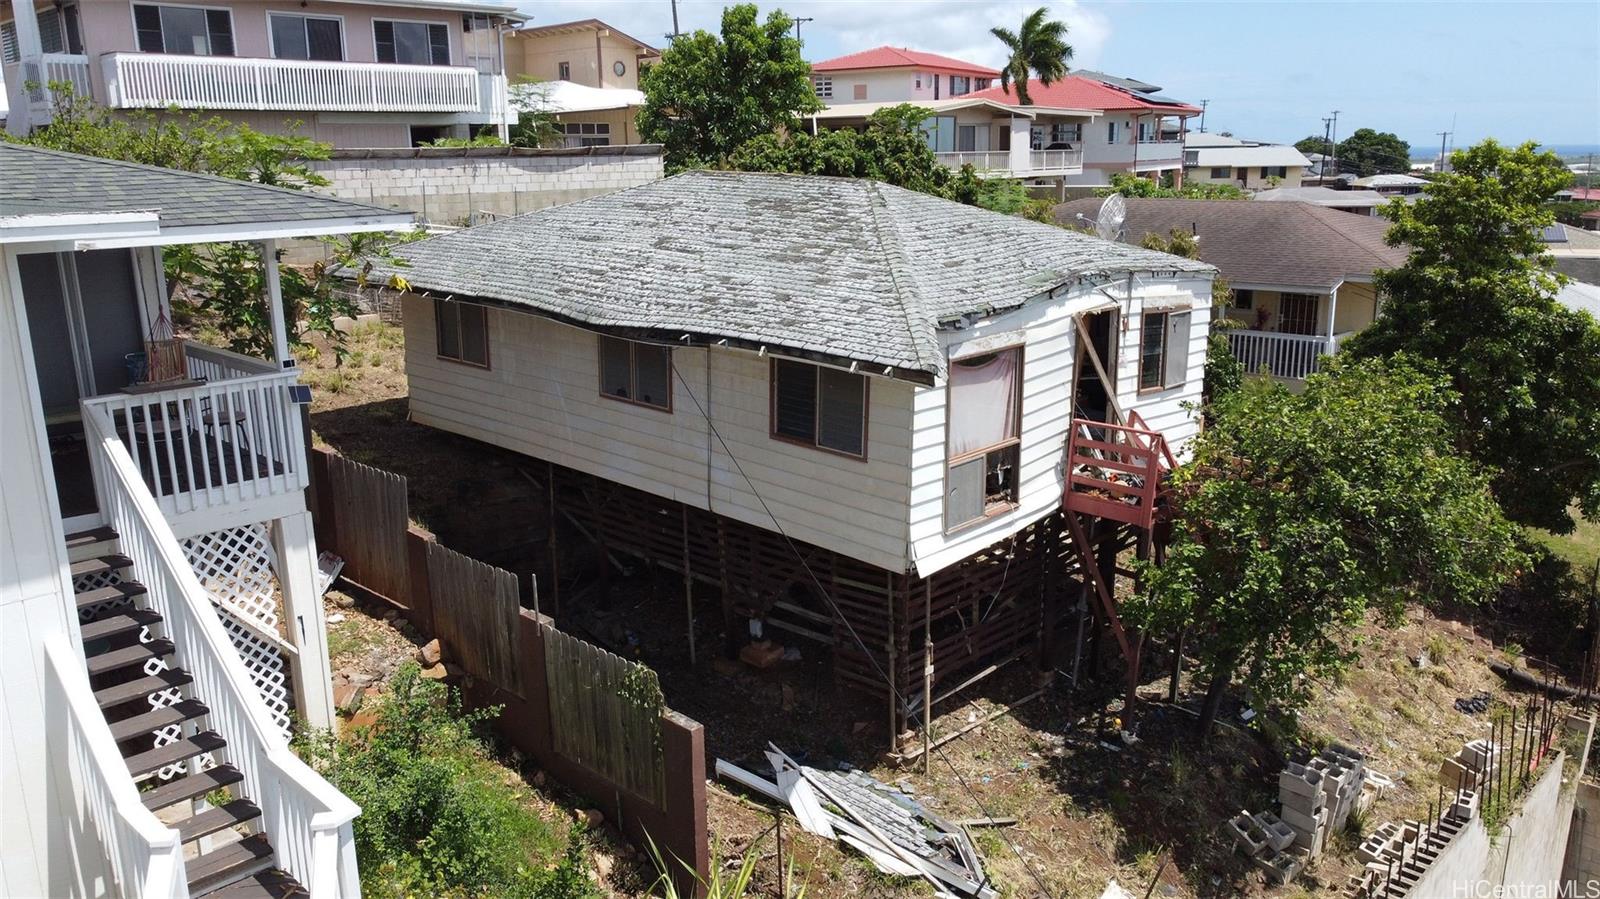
<box><xmin>1131</xmin><ymin>358</ymin><xmax>1524</xmax><ymax>737</ymax></box>
<box><xmin>1335</xmin><ymin>127</ymin><xmax>1412</xmax><ymax>177</ymax></box>
<box><xmin>1294</xmin><ymin>135</ymin><xmax>1333</xmax><ymax>157</ymax></box>
<box><xmin>638</xmin><ymin>4</ymin><xmax>821</xmax><ymax>172</ymax></box>
<box><xmin>990</xmin><ymin>7</ymin><xmax>1073</xmax><ymax>105</ymax></box>
<box><xmin>1344</xmin><ymin>139</ymin><xmax>1600</xmax><ymax>533</ymax></box>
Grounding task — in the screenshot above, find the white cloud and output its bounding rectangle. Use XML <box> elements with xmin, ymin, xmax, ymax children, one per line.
<box><xmin>510</xmin><ymin>0</ymin><xmax>1111</xmax><ymax>70</ymax></box>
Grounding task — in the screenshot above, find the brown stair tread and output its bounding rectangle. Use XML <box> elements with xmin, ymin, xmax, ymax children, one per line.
<box><xmin>140</xmin><ymin>763</ymin><xmax>243</xmax><ymax>811</ymax></box>
<box><xmin>126</xmin><ymin>730</ymin><xmax>227</xmax><ymax>778</ymax></box>
<box><xmin>187</xmin><ymin>832</ymin><xmax>276</xmax><ymax>895</ymax></box>
<box><xmin>200</xmin><ymin>870</ymin><xmax>307</xmax><ymax>899</ymax></box>
<box><xmin>65</xmin><ymin>526</ymin><xmax>119</xmax><ymax>549</ymax></box>
<box><xmin>86</xmin><ymin>638</ymin><xmax>173</xmax><ymax>676</ymax></box>
<box><xmin>109</xmin><ymin>698</ymin><xmax>209</xmax><ymax>742</ymax></box>
<box><xmin>71</xmin><ymin>554</ymin><xmax>133</xmax><ymax>578</ymax></box>
<box><xmin>76</xmin><ymin>582</ymin><xmax>147</xmax><ymax>609</ymax></box>
<box><xmin>177</xmin><ymin>798</ymin><xmax>262</xmax><ymax>844</ymax></box>
<box><xmin>95</xmin><ymin>668</ymin><xmax>193</xmax><ymax>708</ymax></box>
<box><xmin>80</xmin><ymin>608</ymin><xmax>163</xmax><ymax>642</ymax></box>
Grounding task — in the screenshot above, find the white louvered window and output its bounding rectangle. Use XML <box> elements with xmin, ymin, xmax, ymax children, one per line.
<box><xmin>813</xmin><ymin>76</ymin><xmax>833</xmax><ymax>99</ymax></box>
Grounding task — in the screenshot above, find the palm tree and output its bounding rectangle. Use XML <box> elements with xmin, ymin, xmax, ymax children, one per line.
<box><xmin>991</xmin><ymin>7</ymin><xmax>1074</xmax><ymax>105</ymax></box>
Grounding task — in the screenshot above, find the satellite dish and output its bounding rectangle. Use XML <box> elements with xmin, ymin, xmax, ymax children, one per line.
<box><xmin>1095</xmin><ymin>193</ymin><xmax>1127</xmax><ymax>242</ymax></box>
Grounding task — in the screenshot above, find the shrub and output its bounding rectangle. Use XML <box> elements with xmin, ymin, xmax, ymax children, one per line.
<box><xmin>299</xmin><ymin>665</ymin><xmax>595</xmax><ymax>899</ymax></box>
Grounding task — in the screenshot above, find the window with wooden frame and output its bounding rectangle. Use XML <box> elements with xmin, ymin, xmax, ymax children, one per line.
<box><xmin>1138</xmin><ymin>309</ymin><xmax>1192</xmax><ymax>392</ymax></box>
<box><xmin>374</xmin><ymin>19</ymin><xmax>449</xmax><ymax>65</ymax></box>
<box><xmin>945</xmin><ymin>348</ymin><xmax>1022</xmax><ymax>530</ymax></box>
<box><xmin>133</xmin><ymin>4</ymin><xmax>234</xmax><ymax>56</ymax></box>
<box><xmin>598</xmin><ymin>336</ymin><xmax>671</xmax><ymax>411</ymax></box>
<box><xmin>770</xmin><ymin>358</ymin><xmax>866</xmax><ymax>458</ymax></box>
<box><xmin>434</xmin><ymin>299</ymin><xmax>488</xmax><ymax>367</ymax></box>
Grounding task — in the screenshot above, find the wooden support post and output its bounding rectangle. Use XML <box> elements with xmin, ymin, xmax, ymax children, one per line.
<box><xmin>923</xmin><ymin>580</ymin><xmax>933</xmax><ymax>775</ymax></box>
<box><xmin>273</xmin><ymin>511</ymin><xmax>336</xmax><ymax>730</ymax></box>
<box><xmin>546</xmin><ymin>460</ymin><xmax>560</xmax><ymax>619</ymax></box>
<box><xmin>887</xmin><ymin>571</ymin><xmax>899</xmax><ymax>754</ymax></box>
<box><xmin>719</xmin><ymin>518</ymin><xmax>737</xmax><ymax>658</ymax></box>
<box><xmin>682</xmin><ymin>506</ymin><xmax>696</xmax><ymax>666</ymax></box>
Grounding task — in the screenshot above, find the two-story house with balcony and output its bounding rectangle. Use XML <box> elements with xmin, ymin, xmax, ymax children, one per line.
<box><xmin>503</xmin><ymin>18</ymin><xmax>660</xmax><ymax>147</ymax></box>
<box><xmin>809</xmin><ymin>45</ymin><xmax>998</xmax><ymax>105</ymax></box>
<box><xmin>2</xmin><ymin>142</ymin><xmax>414</xmax><ymax>897</ymax></box>
<box><xmin>2</xmin><ymin>0</ymin><xmax>524</xmax><ymax>147</ymax></box>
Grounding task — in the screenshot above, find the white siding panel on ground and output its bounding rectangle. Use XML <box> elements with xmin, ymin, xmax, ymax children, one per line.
<box><xmin>908</xmin><ymin>284</ymin><xmax>1108</xmax><ymax>576</ymax></box>
<box><xmin>401</xmin><ymin>294</ymin><xmax>915</xmax><ymax>571</ymax></box>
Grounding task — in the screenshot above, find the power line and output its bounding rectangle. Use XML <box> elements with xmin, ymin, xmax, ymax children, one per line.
<box><xmin>667</xmin><ymin>355</ymin><xmax>1063</xmax><ymax>899</ymax></box>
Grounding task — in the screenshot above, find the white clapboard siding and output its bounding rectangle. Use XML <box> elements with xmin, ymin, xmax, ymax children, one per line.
<box><xmin>402</xmin><ymin>295</ymin><xmax>916</xmax><ymax>572</ymax></box>
<box><xmin>1119</xmin><ymin>277</ymin><xmax>1213</xmax><ymax>461</ymax></box>
<box><xmin>908</xmin><ymin>285</ymin><xmax>1106</xmax><ymax>577</ymax></box>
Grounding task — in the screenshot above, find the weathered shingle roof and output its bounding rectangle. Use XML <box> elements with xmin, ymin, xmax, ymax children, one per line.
<box><xmin>1055</xmin><ymin>197</ymin><xmax>1406</xmax><ymax>290</ymax></box>
<box><xmin>0</xmin><ymin>143</ymin><xmax>405</xmax><ymax>230</ymax></box>
<box><xmin>368</xmin><ymin>170</ymin><xmax>1214</xmax><ymax>379</ymax></box>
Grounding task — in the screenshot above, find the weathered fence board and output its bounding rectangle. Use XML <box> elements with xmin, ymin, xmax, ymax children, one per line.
<box><xmin>325</xmin><ymin>453</ymin><xmax>410</xmax><ymax>605</ymax></box>
<box><xmin>426</xmin><ymin>542</ymin><xmax>522</xmax><ymax>694</ymax></box>
<box><xmin>544</xmin><ymin>626</ymin><xmax>666</xmax><ymax>805</ymax></box>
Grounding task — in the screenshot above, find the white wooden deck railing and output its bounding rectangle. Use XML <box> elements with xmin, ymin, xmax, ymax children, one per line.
<box><xmin>81</xmin><ymin>404</ymin><xmax>361</xmax><ymax>897</ymax></box>
<box><xmin>1029</xmin><ymin>148</ymin><xmax>1084</xmax><ymax>171</ymax></box>
<box><xmin>44</xmin><ymin>636</ymin><xmax>187</xmax><ymax>899</ymax></box>
<box><xmin>41</xmin><ymin>52</ymin><xmax>92</xmax><ymax>96</ymax></box>
<box><xmin>185</xmin><ymin>342</ymin><xmax>280</xmax><ymax>381</ymax></box>
<box><xmin>103</xmin><ymin>52</ymin><xmax>480</xmax><ymax>112</ymax></box>
<box><xmin>1227</xmin><ymin>329</ymin><xmax>1334</xmax><ymax>381</ymax></box>
<box><xmin>80</xmin><ymin>357</ymin><xmax>308</xmax><ymax>522</ymax></box>
<box><xmin>936</xmin><ymin>150</ymin><xmax>1012</xmax><ymax>171</ymax></box>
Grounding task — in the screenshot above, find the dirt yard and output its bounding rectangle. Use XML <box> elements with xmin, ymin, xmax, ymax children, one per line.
<box><xmin>302</xmin><ymin>321</ymin><xmax>1586</xmax><ymax>899</ymax></box>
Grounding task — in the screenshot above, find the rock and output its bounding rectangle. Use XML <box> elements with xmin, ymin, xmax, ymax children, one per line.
<box><xmin>575</xmin><ymin>807</ymin><xmax>604</xmax><ymax>828</ymax></box>
<box><xmin>593</xmin><ymin>852</ymin><xmax>614</xmax><ymax>881</ymax></box>
<box><xmin>333</xmin><ymin>683</ymin><xmax>362</xmax><ymax>714</ymax></box>
<box><xmin>326</xmin><ymin>613</ymin><xmax>345</xmax><ymax>624</ymax></box>
<box><xmin>381</xmin><ymin>609</ymin><xmax>399</xmax><ymax>623</ymax></box>
<box><xmin>739</xmin><ymin>640</ymin><xmax>784</xmax><ymax>669</ymax></box>
<box><xmin>349</xmin><ymin>673</ymin><xmax>375</xmax><ymax>689</ymax></box>
<box><xmin>533</xmin><ymin>770</ymin><xmax>547</xmax><ymax>787</ymax></box>
<box><xmin>333</xmin><ymin>593</ymin><xmax>355</xmax><ymax>609</ymax></box>
<box><xmin>421</xmin><ymin>663</ymin><xmax>449</xmax><ymax>680</ymax></box>
<box><xmin>418</xmin><ymin>638</ymin><xmax>443</xmax><ymax>666</ymax></box>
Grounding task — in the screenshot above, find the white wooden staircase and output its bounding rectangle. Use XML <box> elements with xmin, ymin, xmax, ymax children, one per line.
<box><xmin>70</xmin><ymin>527</ymin><xmax>307</xmax><ymax>898</ymax></box>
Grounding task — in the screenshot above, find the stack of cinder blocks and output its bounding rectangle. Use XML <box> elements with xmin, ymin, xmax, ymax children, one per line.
<box><xmin>1278</xmin><ymin>761</ymin><xmax>1330</xmax><ymax>857</ymax></box>
<box><xmin>1223</xmin><ymin>810</ymin><xmax>1302</xmax><ymax>884</ymax></box>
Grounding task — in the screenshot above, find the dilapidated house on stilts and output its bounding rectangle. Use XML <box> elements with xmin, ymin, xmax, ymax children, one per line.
<box><xmin>369</xmin><ymin>171</ymin><xmax>1216</xmax><ymax>752</ymax></box>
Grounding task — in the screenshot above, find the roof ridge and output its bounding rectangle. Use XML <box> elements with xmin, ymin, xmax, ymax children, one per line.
<box><xmin>860</xmin><ymin>180</ymin><xmax>939</xmax><ymax>375</ymax></box>
<box><xmin>0</xmin><ymin>142</ymin><xmax>394</xmax><ymax>215</ymax></box>
<box><xmin>1300</xmin><ymin>202</ymin><xmax>1399</xmax><ymax>266</ymax></box>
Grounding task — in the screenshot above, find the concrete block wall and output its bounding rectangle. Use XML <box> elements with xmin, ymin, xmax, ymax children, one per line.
<box><xmin>303</xmin><ymin>145</ymin><xmax>665</xmax><ymax>225</ymax></box>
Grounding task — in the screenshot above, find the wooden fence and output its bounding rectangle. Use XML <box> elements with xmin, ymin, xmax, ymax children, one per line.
<box><xmin>427</xmin><ymin>542</ymin><xmax>522</xmax><ymax>694</ymax></box>
<box><xmin>545</xmin><ymin>626</ymin><xmax>665</xmax><ymax>805</ymax></box>
<box><xmin>307</xmin><ymin>447</ymin><xmax>708</xmax><ymax>892</ymax></box>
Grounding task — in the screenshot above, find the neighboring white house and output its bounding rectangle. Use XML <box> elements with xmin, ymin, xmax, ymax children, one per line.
<box><xmin>1</xmin><ymin>142</ymin><xmax>413</xmax><ymax>897</ymax></box>
<box><xmin>1253</xmin><ymin>185</ymin><xmax>1388</xmax><ymax>216</ymax></box>
<box><xmin>1182</xmin><ymin>133</ymin><xmax>1312</xmax><ymax>190</ymax></box>
<box><xmin>2</xmin><ymin>0</ymin><xmax>525</xmax><ymax>146</ymax></box>
<box><xmin>365</xmin><ymin>170</ymin><xmax>1215</xmax><ymax>734</ymax></box>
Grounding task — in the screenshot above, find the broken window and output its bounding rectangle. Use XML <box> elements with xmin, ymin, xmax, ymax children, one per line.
<box><xmin>598</xmin><ymin>336</ymin><xmax>672</xmax><ymax>411</ymax></box>
<box><xmin>771</xmin><ymin>358</ymin><xmax>866</xmax><ymax>457</ymax></box>
<box><xmin>1138</xmin><ymin>309</ymin><xmax>1191</xmax><ymax>392</ymax></box>
<box><xmin>945</xmin><ymin>348</ymin><xmax>1021</xmax><ymax>529</ymax></box>
<box><xmin>434</xmin><ymin>299</ymin><xmax>488</xmax><ymax>367</ymax></box>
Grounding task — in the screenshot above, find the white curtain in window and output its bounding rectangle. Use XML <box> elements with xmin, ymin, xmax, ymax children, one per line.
<box><xmin>947</xmin><ymin>351</ymin><xmax>1018</xmax><ymax>458</ymax></box>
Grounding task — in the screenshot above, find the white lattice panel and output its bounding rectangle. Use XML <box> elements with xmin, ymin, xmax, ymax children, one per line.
<box><xmin>182</xmin><ymin>524</ymin><xmax>294</xmax><ymax>738</ymax></box>
<box><xmin>74</xmin><ymin>565</ymin><xmax>129</xmax><ymax>623</ymax></box>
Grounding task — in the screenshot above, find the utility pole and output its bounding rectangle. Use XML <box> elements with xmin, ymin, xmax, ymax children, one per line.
<box><xmin>1198</xmin><ymin>100</ymin><xmax>1209</xmax><ymax>133</ymax></box>
<box><xmin>1436</xmin><ymin>130</ymin><xmax>1452</xmax><ymax>173</ymax></box>
<box><xmin>669</xmin><ymin>0</ymin><xmax>681</xmax><ymax>41</ymax></box>
<box><xmin>1329</xmin><ymin>109</ymin><xmax>1341</xmax><ymax>177</ymax></box>
<box><xmin>793</xmin><ymin>16</ymin><xmax>813</xmax><ymax>46</ymax></box>
<box><xmin>1321</xmin><ymin>116</ymin><xmax>1333</xmax><ymax>177</ymax></box>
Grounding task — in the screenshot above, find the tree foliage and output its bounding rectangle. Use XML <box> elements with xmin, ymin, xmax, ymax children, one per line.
<box><xmin>638</xmin><ymin>4</ymin><xmax>821</xmax><ymax>172</ymax></box>
<box><xmin>1294</xmin><ymin>135</ymin><xmax>1332</xmax><ymax>157</ymax></box>
<box><xmin>1335</xmin><ymin>127</ymin><xmax>1412</xmax><ymax>177</ymax></box>
<box><xmin>1344</xmin><ymin>140</ymin><xmax>1600</xmax><ymax>532</ymax></box>
<box><xmin>1098</xmin><ymin>171</ymin><xmax>1247</xmax><ymax>200</ymax></box>
<box><xmin>1131</xmin><ymin>359</ymin><xmax>1524</xmax><ymax>734</ymax></box>
<box><xmin>990</xmin><ymin>7</ymin><xmax>1074</xmax><ymax>105</ymax></box>
<box><xmin>731</xmin><ymin>104</ymin><xmax>967</xmax><ymax>197</ymax></box>
<box><xmin>299</xmin><ymin>666</ymin><xmax>594</xmax><ymax>898</ymax></box>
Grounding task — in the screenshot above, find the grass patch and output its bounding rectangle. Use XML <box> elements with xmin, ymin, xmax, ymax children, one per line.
<box><xmin>1527</xmin><ymin>514</ymin><xmax>1600</xmax><ymax>575</ymax></box>
<box><xmin>326</xmin><ymin>616</ymin><xmax>384</xmax><ymax>661</ymax></box>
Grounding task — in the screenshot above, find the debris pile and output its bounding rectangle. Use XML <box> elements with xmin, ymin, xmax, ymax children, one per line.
<box><xmin>717</xmin><ymin>745</ymin><xmax>996</xmax><ymax>899</ymax></box>
<box><xmin>1229</xmin><ymin>742</ymin><xmax>1385</xmax><ymax>885</ymax></box>
<box><xmin>1453</xmin><ymin>691</ymin><xmax>1492</xmax><ymax>715</ymax></box>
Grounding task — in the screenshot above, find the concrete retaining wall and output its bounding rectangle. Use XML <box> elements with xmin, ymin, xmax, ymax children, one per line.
<box><xmin>304</xmin><ymin>145</ymin><xmax>665</xmax><ymax>225</ymax></box>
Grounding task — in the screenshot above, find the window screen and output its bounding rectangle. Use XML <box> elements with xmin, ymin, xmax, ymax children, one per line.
<box><xmin>772</xmin><ymin>359</ymin><xmax>817</xmax><ymax>442</ymax></box>
<box><xmin>271</xmin><ymin>14</ymin><xmax>343</xmax><ymax>61</ymax></box>
<box><xmin>435</xmin><ymin>299</ymin><xmax>460</xmax><ymax>359</ymax></box>
<box><xmin>598</xmin><ymin>336</ymin><xmax>671</xmax><ymax>411</ymax></box>
<box><xmin>1163</xmin><ymin>311</ymin><xmax>1191</xmax><ymax>388</ymax></box>
<box><xmin>600</xmin><ymin>336</ymin><xmax>632</xmax><ymax>398</ymax></box>
<box><xmin>376</xmin><ymin>20</ymin><xmax>449</xmax><ymax>65</ymax></box>
<box><xmin>1139</xmin><ymin>311</ymin><xmax>1167</xmax><ymax>391</ymax></box>
<box><xmin>434</xmin><ymin>299</ymin><xmax>487</xmax><ymax>366</ymax></box>
<box><xmin>817</xmin><ymin>367</ymin><xmax>865</xmax><ymax>455</ymax></box>
<box><xmin>132</xmin><ymin>5</ymin><xmax>233</xmax><ymax>55</ymax></box>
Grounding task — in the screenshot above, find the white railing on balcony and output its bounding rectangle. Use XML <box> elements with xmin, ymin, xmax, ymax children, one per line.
<box><xmin>40</xmin><ymin>52</ymin><xmax>92</xmax><ymax>96</ymax></box>
<box><xmin>79</xmin><ymin>353</ymin><xmax>308</xmax><ymax>523</ymax></box>
<box><xmin>103</xmin><ymin>52</ymin><xmax>480</xmax><ymax>113</ymax></box>
<box><xmin>937</xmin><ymin>150</ymin><xmax>1012</xmax><ymax>171</ymax></box>
<box><xmin>82</xmin><ymin>404</ymin><xmax>361</xmax><ymax>897</ymax></box>
<box><xmin>1227</xmin><ymin>329</ymin><xmax>1334</xmax><ymax>381</ymax></box>
<box><xmin>1029</xmin><ymin>148</ymin><xmax>1084</xmax><ymax>171</ymax></box>
<box><xmin>44</xmin><ymin>636</ymin><xmax>187</xmax><ymax>899</ymax></box>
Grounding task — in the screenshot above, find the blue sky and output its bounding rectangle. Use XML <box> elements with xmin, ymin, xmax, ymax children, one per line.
<box><xmin>516</xmin><ymin>0</ymin><xmax>1600</xmax><ymax>153</ymax></box>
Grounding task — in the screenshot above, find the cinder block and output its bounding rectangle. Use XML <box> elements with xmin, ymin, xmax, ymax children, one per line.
<box><xmin>1225</xmin><ymin>811</ymin><xmax>1269</xmax><ymax>857</ymax></box>
<box><xmin>1280</xmin><ymin>802</ymin><xmax>1320</xmax><ymax>834</ymax></box>
<box><xmin>1254</xmin><ymin>811</ymin><xmax>1296</xmax><ymax>851</ymax></box>
<box><xmin>1459</xmin><ymin>739</ymin><xmax>1500</xmax><ymax>772</ymax></box>
<box><xmin>1279</xmin><ymin>762</ymin><xmax>1325</xmax><ymax>801</ymax></box>
<box><xmin>1451</xmin><ymin>789</ymin><xmax>1479</xmax><ymax>821</ymax></box>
